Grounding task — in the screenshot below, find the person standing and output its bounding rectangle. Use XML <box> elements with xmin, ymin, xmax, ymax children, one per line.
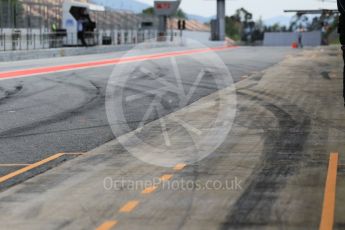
<box><xmin>298</xmin><ymin>32</ymin><xmax>303</xmax><ymax>48</ymax></box>
<box><xmin>338</xmin><ymin>0</ymin><xmax>345</xmax><ymax>105</ymax></box>
<box><xmin>297</xmin><ymin>26</ymin><xmax>304</xmax><ymax>48</ymax></box>
<box><xmin>77</xmin><ymin>19</ymin><xmax>87</xmax><ymax>47</ymax></box>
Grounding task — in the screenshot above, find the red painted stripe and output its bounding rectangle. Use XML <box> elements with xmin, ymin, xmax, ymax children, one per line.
<box><xmin>0</xmin><ymin>46</ymin><xmax>237</xmax><ymax>80</ymax></box>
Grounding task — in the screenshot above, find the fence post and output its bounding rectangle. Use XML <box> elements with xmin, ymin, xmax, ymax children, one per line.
<box><xmin>26</xmin><ymin>33</ymin><xmax>29</xmax><ymax>50</ymax></box>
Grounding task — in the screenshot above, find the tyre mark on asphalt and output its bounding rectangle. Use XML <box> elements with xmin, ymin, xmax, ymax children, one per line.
<box><xmin>221</xmin><ymin>90</ymin><xmax>311</xmax><ymax>229</ymax></box>
<box><xmin>0</xmin><ymin>77</ymin><xmax>104</xmax><ymax>138</ymax></box>
<box><xmin>0</xmin><ymin>85</ymin><xmax>62</xmax><ymax>114</ymax></box>
<box><xmin>321</xmin><ymin>71</ymin><xmax>331</xmax><ymax>80</ymax></box>
<box><xmin>132</xmin><ymin>70</ymin><xmax>265</xmax><ymax>230</ymax></box>
<box><xmin>0</xmin><ymin>119</ymin><xmax>159</xmax><ymax>139</ymax></box>
<box><xmin>0</xmin><ymin>84</ymin><xmax>23</xmax><ymax>105</ymax></box>
<box><xmin>169</xmin><ymin>93</ymin><xmax>277</xmax><ymax>230</ymax></box>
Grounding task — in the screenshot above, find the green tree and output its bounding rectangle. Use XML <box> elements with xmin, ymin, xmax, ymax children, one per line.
<box><xmin>271</xmin><ymin>23</ymin><xmax>281</xmax><ymax>32</ymax></box>
<box><xmin>175</xmin><ymin>9</ymin><xmax>187</xmax><ymax>19</ymax></box>
<box><xmin>142</xmin><ymin>7</ymin><xmax>187</xmax><ymax>19</ymax></box>
<box><xmin>225</xmin><ymin>16</ymin><xmax>241</xmax><ymax>40</ymax></box>
<box><xmin>142</xmin><ymin>7</ymin><xmax>154</xmax><ymax>16</ymax></box>
<box><xmin>225</xmin><ymin>8</ymin><xmax>254</xmax><ymax>41</ymax></box>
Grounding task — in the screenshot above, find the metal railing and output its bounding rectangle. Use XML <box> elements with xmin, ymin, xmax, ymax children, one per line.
<box><xmin>0</xmin><ymin>1</ymin><xmax>160</xmax><ymax>52</ymax></box>
<box><xmin>0</xmin><ymin>29</ymin><xmax>158</xmax><ymax>51</ymax></box>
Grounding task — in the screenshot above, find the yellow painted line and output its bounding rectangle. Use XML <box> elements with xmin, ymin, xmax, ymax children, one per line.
<box><xmin>0</xmin><ymin>153</ymin><xmax>64</xmax><ymax>183</ymax></box>
<box><xmin>160</xmin><ymin>174</ymin><xmax>173</xmax><ymax>182</ymax></box>
<box><xmin>173</xmin><ymin>163</ymin><xmax>187</xmax><ymax>171</ymax></box>
<box><xmin>319</xmin><ymin>152</ymin><xmax>338</xmax><ymax>230</ymax></box>
<box><xmin>119</xmin><ymin>200</ymin><xmax>140</xmax><ymax>213</ymax></box>
<box><xmin>96</xmin><ymin>220</ymin><xmax>118</xmax><ymax>230</ymax></box>
<box><xmin>141</xmin><ymin>186</ymin><xmax>158</xmax><ymax>194</ymax></box>
<box><xmin>0</xmin><ymin>164</ymin><xmax>30</xmax><ymax>167</ymax></box>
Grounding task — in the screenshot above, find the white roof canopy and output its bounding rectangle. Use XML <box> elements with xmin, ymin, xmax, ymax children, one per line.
<box><xmin>64</xmin><ymin>0</ymin><xmax>105</xmax><ymax>12</ymax></box>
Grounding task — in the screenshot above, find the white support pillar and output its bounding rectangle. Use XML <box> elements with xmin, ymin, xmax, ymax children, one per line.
<box><xmin>158</xmin><ymin>15</ymin><xmax>167</xmax><ymax>36</ymax></box>
<box><xmin>217</xmin><ymin>0</ymin><xmax>225</xmax><ymax>41</ymax></box>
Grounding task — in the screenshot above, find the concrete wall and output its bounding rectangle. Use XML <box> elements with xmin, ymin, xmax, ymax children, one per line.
<box><xmin>0</xmin><ymin>29</ymin><xmax>157</xmax><ymax>51</ymax></box>
<box><xmin>171</xmin><ymin>30</ymin><xmax>228</xmax><ymax>47</ymax></box>
<box><xmin>182</xmin><ymin>30</ymin><xmax>211</xmax><ymax>43</ymax></box>
<box><xmin>263</xmin><ymin>31</ymin><xmax>322</xmax><ymax>46</ymax></box>
<box><xmin>0</xmin><ymin>45</ymin><xmax>135</xmax><ymax>62</ymax></box>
